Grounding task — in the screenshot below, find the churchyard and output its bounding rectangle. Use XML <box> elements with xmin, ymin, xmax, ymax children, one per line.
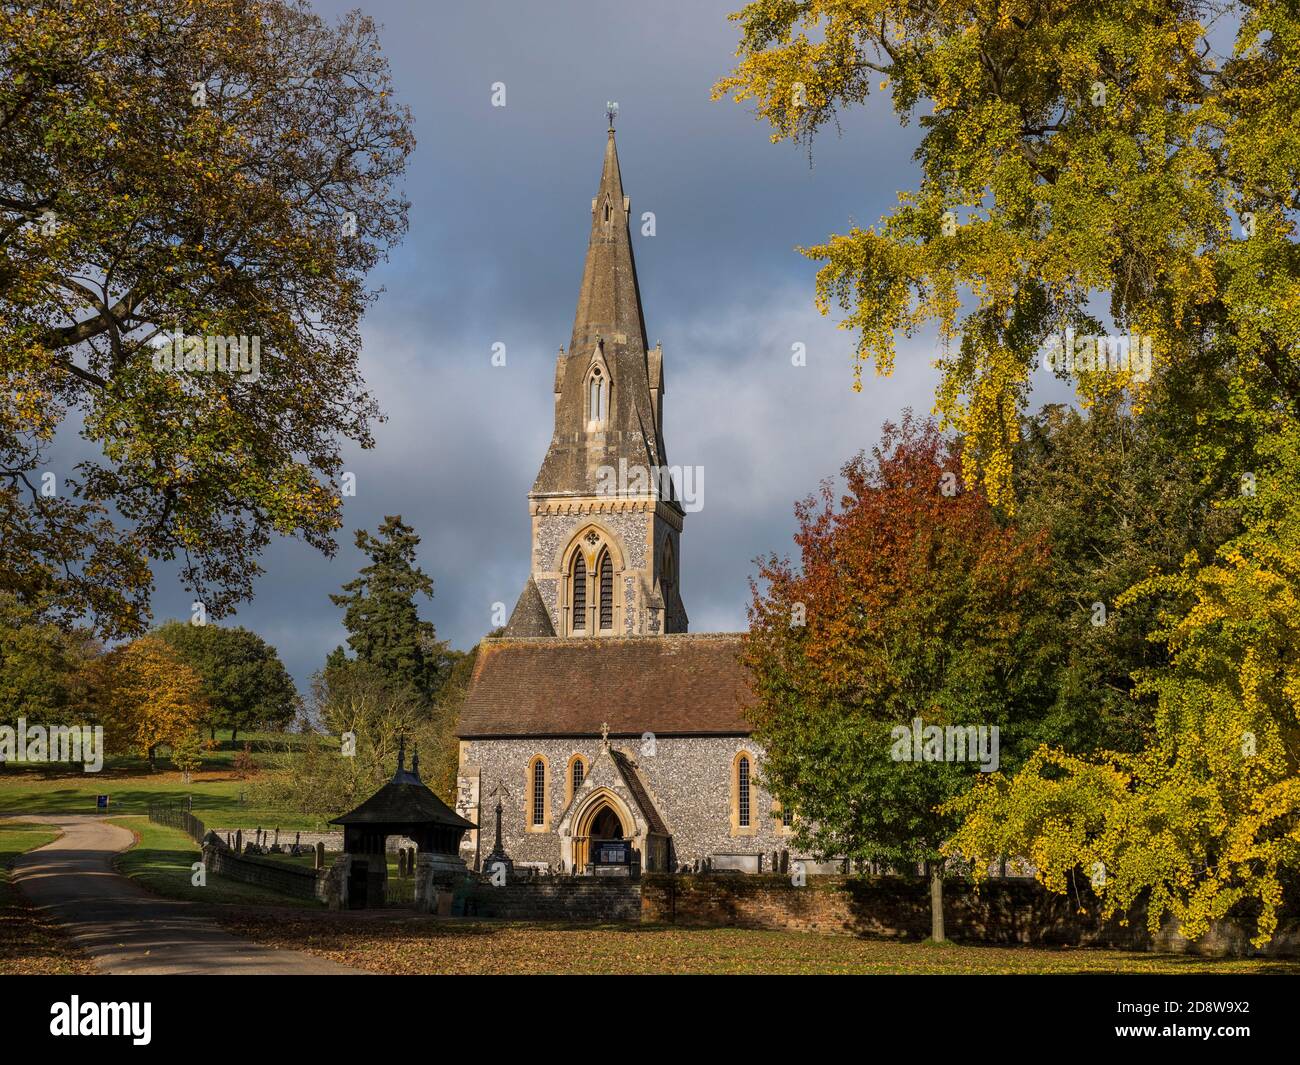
<box><xmin>8</xmin><ymin>808</ymin><xmax>1296</xmax><ymax>976</ymax></box>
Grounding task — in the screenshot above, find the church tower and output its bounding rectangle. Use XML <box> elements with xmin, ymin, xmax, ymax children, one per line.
<box><xmin>504</xmin><ymin>123</ymin><xmax>687</xmax><ymax>638</ymax></box>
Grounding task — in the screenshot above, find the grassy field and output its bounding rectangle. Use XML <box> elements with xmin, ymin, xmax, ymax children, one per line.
<box><xmin>109</xmin><ymin>816</ymin><xmax>324</xmax><ymax>908</ymax></box>
<box><xmin>0</xmin><ymin>730</ymin><xmax>335</xmax><ymax>831</ymax></box>
<box><xmin>0</xmin><ymin>821</ymin><xmax>94</xmax><ymax>974</ymax></box>
<box><xmin>213</xmin><ymin>914</ymin><xmax>1300</xmax><ymax>975</ymax></box>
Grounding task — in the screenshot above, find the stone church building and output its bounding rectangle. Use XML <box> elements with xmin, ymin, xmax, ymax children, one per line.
<box><xmin>456</xmin><ymin>124</ymin><xmax>799</xmax><ymax>875</ymax></box>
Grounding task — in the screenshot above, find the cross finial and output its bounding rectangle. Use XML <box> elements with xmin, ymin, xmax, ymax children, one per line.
<box><xmin>600</xmin><ymin>721</ymin><xmax>610</xmax><ymax>745</ymax></box>
<box><xmin>606</xmin><ymin>101</ymin><xmax>618</xmax><ymax>131</ymax></box>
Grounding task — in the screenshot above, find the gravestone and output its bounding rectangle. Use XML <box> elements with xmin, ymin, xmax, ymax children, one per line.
<box><xmin>234</xmin><ymin>829</ymin><xmax>243</xmax><ymax>854</ymax></box>
<box><xmin>314</xmin><ymin>841</ymin><xmax>325</xmax><ymax>870</ymax></box>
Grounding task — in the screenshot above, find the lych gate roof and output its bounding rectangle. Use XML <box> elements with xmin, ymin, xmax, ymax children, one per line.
<box><xmin>330</xmin><ymin>746</ymin><xmax>475</xmax><ymax>830</ymax></box>
<box><xmin>456</xmin><ymin>633</ymin><xmax>752</xmax><ymax>738</ymax></box>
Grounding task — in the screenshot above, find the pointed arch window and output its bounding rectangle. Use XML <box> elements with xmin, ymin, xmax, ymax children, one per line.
<box><xmin>737</xmin><ymin>756</ymin><xmax>751</xmax><ymax>828</ymax></box>
<box><xmin>527</xmin><ymin>755</ymin><xmax>549</xmax><ymax>831</ymax></box>
<box><xmin>567</xmin><ymin>754</ymin><xmax>586</xmax><ymax>803</ymax></box>
<box><xmin>570</xmin><ymin>550</ymin><xmax>587</xmax><ymax>632</ymax></box>
<box><xmin>598</xmin><ymin>549</ymin><xmax>614</xmax><ymax>630</ymax></box>
<box><xmin>731</xmin><ymin>750</ymin><xmax>758</xmax><ymax>837</ymax></box>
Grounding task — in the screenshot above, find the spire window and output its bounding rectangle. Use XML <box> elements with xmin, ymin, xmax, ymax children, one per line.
<box><xmin>586</xmin><ymin>363</ymin><xmax>608</xmax><ymax>429</ymax></box>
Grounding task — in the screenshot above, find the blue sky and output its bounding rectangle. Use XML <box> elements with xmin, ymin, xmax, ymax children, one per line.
<box><xmin>132</xmin><ymin>0</ymin><xmax>1068</xmax><ymax>691</ymax></box>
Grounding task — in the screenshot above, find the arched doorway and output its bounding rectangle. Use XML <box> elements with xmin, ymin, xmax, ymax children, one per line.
<box><xmin>573</xmin><ymin>795</ymin><xmax>630</xmax><ymax>872</ymax></box>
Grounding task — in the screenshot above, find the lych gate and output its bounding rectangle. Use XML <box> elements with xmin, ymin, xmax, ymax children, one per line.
<box><xmin>330</xmin><ymin>740</ymin><xmax>476</xmax><ymax>909</ymax></box>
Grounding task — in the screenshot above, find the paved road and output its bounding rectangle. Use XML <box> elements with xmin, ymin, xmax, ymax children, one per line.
<box><xmin>7</xmin><ymin>814</ymin><xmax>361</xmax><ymax>975</ymax></box>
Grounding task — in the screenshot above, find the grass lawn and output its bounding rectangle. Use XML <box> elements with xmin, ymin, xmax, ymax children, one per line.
<box><xmin>0</xmin><ymin>767</ymin><xmax>329</xmax><ymax>829</ymax></box>
<box><xmin>213</xmin><ymin>913</ymin><xmax>1300</xmax><ymax>975</ymax></box>
<box><xmin>109</xmin><ymin>816</ymin><xmax>323</xmax><ymax>909</ymax></box>
<box><xmin>0</xmin><ymin>821</ymin><xmax>94</xmax><ymax>974</ymax></box>
<box><xmin>0</xmin><ymin>730</ymin><xmax>337</xmax><ymax>831</ymax></box>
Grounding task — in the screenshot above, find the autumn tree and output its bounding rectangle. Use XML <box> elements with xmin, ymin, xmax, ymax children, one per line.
<box><xmin>155</xmin><ymin>620</ymin><xmax>298</xmax><ymax>741</ymax></box>
<box><xmin>1012</xmin><ymin>390</ymin><xmax>1238</xmax><ymax>754</ymax></box>
<box><xmin>947</xmin><ymin>420</ymin><xmax>1300</xmax><ymax>947</ymax></box>
<box><xmin>720</xmin><ymin>0</ymin><xmax>1300</xmax><ymax>951</ymax></box>
<box><xmin>328</xmin><ymin>516</ymin><xmax>451</xmax><ymax>701</ymax></box>
<box><xmin>0</xmin><ymin>593</ymin><xmax>96</xmax><ymax>729</ymax></box>
<box><xmin>88</xmin><ymin>635</ymin><xmax>207</xmax><ymax>768</ymax></box>
<box><xmin>255</xmin><ymin>659</ymin><xmax>446</xmax><ymax>815</ymax></box>
<box><xmin>169</xmin><ymin>728</ymin><xmax>205</xmax><ymax>784</ymax></box>
<box><xmin>743</xmin><ymin>417</ymin><xmax>1057</xmax><ymax>939</ymax></box>
<box><xmin>0</xmin><ymin>0</ymin><xmax>413</xmax><ymax>637</ymax></box>
<box><xmin>715</xmin><ymin>1</ymin><xmax>1300</xmax><ymax>506</ymax></box>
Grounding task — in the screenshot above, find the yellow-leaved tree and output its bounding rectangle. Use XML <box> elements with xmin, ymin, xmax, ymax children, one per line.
<box><xmin>945</xmin><ymin>424</ymin><xmax>1300</xmax><ymax>946</ymax></box>
<box><xmin>90</xmin><ymin>635</ymin><xmax>208</xmax><ymax>769</ymax></box>
<box><xmin>717</xmin><ymin>1</ymin><xmax>1300</xmax><ymax>947</ymax></box>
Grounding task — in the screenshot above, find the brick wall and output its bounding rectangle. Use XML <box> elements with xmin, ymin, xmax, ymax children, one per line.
<box><xmin>640</xmin><ymin>874</ymin><xmax>1300</xmax><ymax>957</ymax></box>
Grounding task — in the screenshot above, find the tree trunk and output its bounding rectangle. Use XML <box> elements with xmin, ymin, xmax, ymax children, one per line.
<box><xmin>231</xmin><ymin>726</ymin><xmax>238</xmax><ymax>744</ymax></box>
<box><xmin>147</xmin><ymin>744</ymin><xmax>157</xmax><ymax>771</ymax></box>
<box><xmin>929</xmin><ymin>861</ymin><xmax>946</xmax><ymax>942</ymax></box>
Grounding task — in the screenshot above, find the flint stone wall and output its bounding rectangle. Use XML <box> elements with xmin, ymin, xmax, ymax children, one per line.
<box><xmin>459</xmin><ymin>736</ymin><xmax>794</xmax><ymax>871</ymax></box>
<box><xmin>462</xmin><ymin>876</ymin><xmax>641</xmax><ymax>922</ymax></box>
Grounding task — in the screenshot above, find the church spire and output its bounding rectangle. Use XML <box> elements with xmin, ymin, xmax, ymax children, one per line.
<box><xmin>568</xmin><ymin>125</ymin><xmax>648</xmax><ymax>356</ymax></box>
<box><xmin>507</xmin><ymin>118</ymin><xmax>687</xmax><ymax>639</ymax></box>
<box><xmin>531</xmin><ymin>123</ymin><xmax>665</xmax><ymax>500</ymax></box>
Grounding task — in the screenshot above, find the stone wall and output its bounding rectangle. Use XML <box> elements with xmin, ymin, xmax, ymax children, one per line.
<box><xmin>458</xmin><ymin>735</ymin><xmax>796</xmax><ymax>871</ymax></box>
<box><xmin>203</xmin><ymin>843</ymin><xmax>333</xmax><ymax>904</ymax></box>
<box><xmin>639</xmin><ymin>874</ymin><xmax>1300</xmax><ymax>958</ymax></box>
<box><xmin>462</xmin><ymin>877</ymin><xmax>641</xmax><ymax>922</ymax></box>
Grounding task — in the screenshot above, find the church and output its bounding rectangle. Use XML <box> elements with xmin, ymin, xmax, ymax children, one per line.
<box><xmin>454</xmin><ymin>123</ymin><xmax>803</xmax><ymax>875</ymax></box>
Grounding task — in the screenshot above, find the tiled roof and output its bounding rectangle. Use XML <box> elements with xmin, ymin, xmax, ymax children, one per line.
<box><xmin>456</xmin><ymin>633</ymin><xmax>752</xmax><ymax>738</ymax></box>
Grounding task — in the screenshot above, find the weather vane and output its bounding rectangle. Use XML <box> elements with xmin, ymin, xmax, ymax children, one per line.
<box><xmin>606</xmin><ymin>101</ymin><xmax>619</xmax><ymax>130</ymax></box>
